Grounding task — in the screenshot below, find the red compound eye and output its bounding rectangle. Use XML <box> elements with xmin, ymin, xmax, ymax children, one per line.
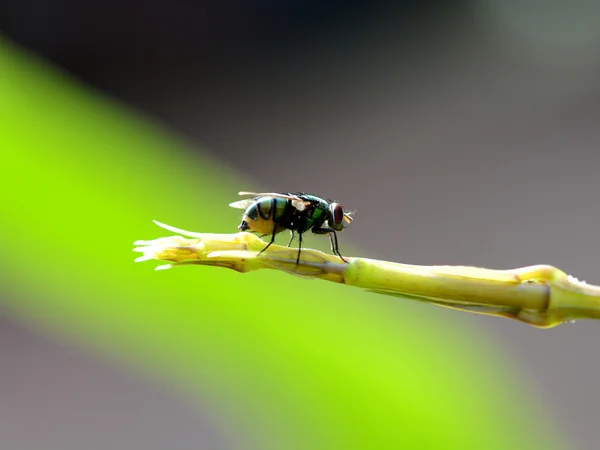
<box><xmin>331</xmin><ymin>203</ymin><xmax>344</xmax><ymax>227</ymax></box>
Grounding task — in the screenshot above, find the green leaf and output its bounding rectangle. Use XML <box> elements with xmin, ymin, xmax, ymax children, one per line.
<box><xmin>0</xmin><ymin>37</ymin><xmax>565</xmax><ymax>450</ymax></box>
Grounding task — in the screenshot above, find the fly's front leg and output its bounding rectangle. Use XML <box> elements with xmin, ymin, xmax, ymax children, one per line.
<box><xmin>312</xmin><ymin>227</ymin><xmax>348</xmax><ymax>263</ymax></box>
<box><xmin>287</xmin><ymin>230</ymin><xmax>295</xmax><ymax>247</ymax></box>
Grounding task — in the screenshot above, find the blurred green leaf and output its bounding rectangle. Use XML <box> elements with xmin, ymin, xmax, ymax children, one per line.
<box><xmin>0</xmin><ymin>37</ymin><xmax>566</xmax><ymax>450</ymax></box>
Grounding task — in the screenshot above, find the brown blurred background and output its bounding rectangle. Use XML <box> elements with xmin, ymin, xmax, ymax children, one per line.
<box><xmin>2</xmin><ymin>1</ymin><xmax>600</xmax><ymax>449</ymax></box>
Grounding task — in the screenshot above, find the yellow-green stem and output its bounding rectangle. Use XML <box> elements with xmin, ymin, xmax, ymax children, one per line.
<box><xmin>133</xmin><ymin>221</ymin><xmax>600</xmax><ymax>328</ymax></box>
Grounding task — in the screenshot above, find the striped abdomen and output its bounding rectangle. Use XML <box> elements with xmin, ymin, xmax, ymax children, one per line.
<box><xmin>240</xmin><ymin>197</ymin><xmax>291</xmax><ymax>235</ymax></box>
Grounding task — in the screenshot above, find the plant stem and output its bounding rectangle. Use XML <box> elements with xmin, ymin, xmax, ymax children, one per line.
<box><xmin>133</xmin><ymin>221</ymin><xmax>600</xmax><ymax>328</ymax></box>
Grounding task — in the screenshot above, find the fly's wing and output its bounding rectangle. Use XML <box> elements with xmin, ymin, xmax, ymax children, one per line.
<box><xmin>235</xmin><ymin>191</ymin><xmax>312</xmax><ymax>211</ymax></box>
<box><xmin>229</xmin><ymin>198</ymin><xmax>255</xmax><ymax>209</ymax></box>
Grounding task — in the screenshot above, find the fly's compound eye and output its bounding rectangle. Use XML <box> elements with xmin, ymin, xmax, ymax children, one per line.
<box><xmin>330</xmin><ymin>203</ymin><xmax>345</xmax><ymax>231</ymax></box>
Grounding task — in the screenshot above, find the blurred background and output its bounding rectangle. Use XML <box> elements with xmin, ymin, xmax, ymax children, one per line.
<box><xmin>1</xmin><ymin>1</ymin><xmax>600</xmax><ymax>449</ymax></box>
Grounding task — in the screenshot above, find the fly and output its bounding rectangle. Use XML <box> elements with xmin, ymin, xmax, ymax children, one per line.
<box><xmin>229</xmin><ymin>191</ymin><xmax>353</xmax><ymax>264</ymax></box>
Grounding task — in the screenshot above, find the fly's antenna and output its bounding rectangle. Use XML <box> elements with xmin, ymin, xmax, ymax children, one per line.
<box><xmin>343</xmin><ymin>210</ymin><xmax>355</xmax><ymax>224</ymax></box>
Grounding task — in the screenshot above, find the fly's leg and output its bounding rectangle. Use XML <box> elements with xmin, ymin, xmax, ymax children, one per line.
<box><xmin>296</xmin><ymin>232</ymin><xmax>303</xmax><ymax>264</ymax></box>
<box><xmin>312</xmin><ymin>227</ymin><xmax>348</xmax><ymax>263</ymax></box>
<box><xmin>257</xmin><ymin>227</ymin><xmax>278</xmax><ymax>256</ymax></box>
<box><xmin>287</xmin><ymin>230</ymin><xmax>295</xmax><ymax>247</ymax></box>
<box><xmin>328</xmin><ymin>231</ymin><xmax>348</xmax><ymax>263</ymax></box>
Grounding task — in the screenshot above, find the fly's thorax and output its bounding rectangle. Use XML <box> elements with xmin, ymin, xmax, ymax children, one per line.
<box><xmin>309</xmin><ymin>203</ymin><xmax>328</xmax><ymax>222</ymax></box>
<box><xmin>293</xmin><ymin>202</ymin><xmax>328</xmax><ymax>232</ymax></box>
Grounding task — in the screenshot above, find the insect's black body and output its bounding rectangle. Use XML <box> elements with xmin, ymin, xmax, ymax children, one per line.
<box><xmin>230</xmin><ymin>192</ymin><xmax>353</xmax><ymax>264</ymax></box>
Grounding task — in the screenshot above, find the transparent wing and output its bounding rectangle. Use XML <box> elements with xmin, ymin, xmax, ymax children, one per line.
<box><xmin>236</xmin><ymin>191</ymin><xmax>312</xmax><ymax>211</ymax></box>
<box><xmin>229</xmin><ymin>199</ymin><xmax>255</xmax><ymax>209</ymax></box>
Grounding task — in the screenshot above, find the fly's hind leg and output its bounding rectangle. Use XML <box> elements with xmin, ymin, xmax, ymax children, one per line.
<box><xmin>257</xmin><ymin>227</ymin><xmax>278</xmax><ymax>256</ymax></box>
<box><xmin>312</xmin><ymin>227</ymin><xmax>348</xmax><ymax>263</ymax></box>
